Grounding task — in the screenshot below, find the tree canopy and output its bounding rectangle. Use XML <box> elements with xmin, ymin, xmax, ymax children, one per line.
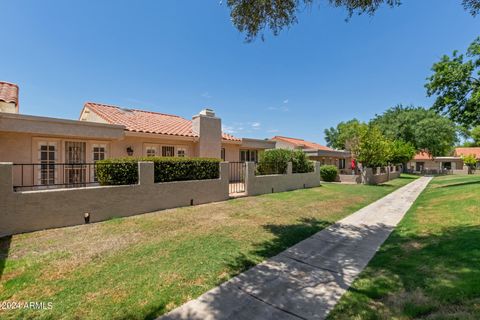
<box><xmin>227</xmin><ymin>0</ymin><xmax>480</xmax><ymax>41</ymax></box>
<box><xmin>354</xmin><ymin>125</ymin><xmax>391</xmax><ymax>168</ymax></box>
<box><xmin>324</xmin><ymin>119</ymin><xmax>367</xmax><ymax>151</ymax></box>
<box><xmin>387</xmin><ymin>140</ymin><xmax>416</xmax><ymax>165</ymax></box>
<box><xmin>471</xmin><ymin>126</ymin><xmax>480</xmax><ymax>145</ymax></box>
<box><xmin>426</xmin><ymin>37</ymin><xmax>480</xmax><ymax>128</ymax></box>
<box><xmin>371</xmin><ymin>105</ymin><xmax>457</xmax><ymax>157</ymax></box>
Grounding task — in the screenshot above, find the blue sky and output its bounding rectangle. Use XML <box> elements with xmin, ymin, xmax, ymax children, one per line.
<box><xmin>1</xmin><ymin>1</ymin><xmax>479</xmax><ymax>144</ymax></box>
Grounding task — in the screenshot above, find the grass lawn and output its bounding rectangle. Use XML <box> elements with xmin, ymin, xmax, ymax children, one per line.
<box><xmin>0</xmin><ymin>176</ymin><xmax>415</xmax><ymax>319</ymax></box>
<box><xmin>329</xmin><ymin>174</ymin><xmax>480</xmax><ymax>320</ymax></box>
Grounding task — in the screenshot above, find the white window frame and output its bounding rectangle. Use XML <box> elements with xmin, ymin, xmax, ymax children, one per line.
<box><xmin>145</xmin><ymin>145</ymin><xmax>157</xmax><ymax>157</ymax></box>
<box><xmin>92</xmin><ymin>143</ymin><xmax>107</xmax><ymax>182</ymax></box>
<box><xmin>37</xmin><ymin>141</ymin><xmax>58</xmax><ymax>186</ymax></box>
<box><xmin>177</xmin><ymin>147</ymin><xmax>187</xmax><ymax>157</ymax></box>
<box><xmin>240</xmin><ymin>149</ymin><xmax>258</xmax><ymax>162</ymax></box>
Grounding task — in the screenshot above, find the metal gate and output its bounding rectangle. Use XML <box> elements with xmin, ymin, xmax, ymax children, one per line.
<box><xmin>229</xmin><ymin>162</ymin><xmax>246</xmax><ymax>194</ymax></box>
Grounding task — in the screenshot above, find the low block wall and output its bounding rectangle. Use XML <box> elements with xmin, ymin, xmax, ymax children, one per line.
<box><xmin>453</xmin><ymin>168</ymin><xmax>469</xmax><ymax>175</ymax></box>
<box><xmin>0</xmin><ymin>162</ymin><xmax>229</xmax><ymax>237</ymax></box>
<box><xmin>337</xmin><ymin>174</ymin><xmax>361</xmax><ymax>184</ymax></box>
<box><xmin>335</xmin><ymin>167</ymin><xmax>401</xmax><ymax>185</ymax></box>
<box><xmin>361</xmin><ymin>167</ymin><xmax>401</xmax><ymax>185</ymax></box>
<box><xmin>245</xmin><ymin>162</ymin><xmax>320</xmax><ymax>196</ymax></box>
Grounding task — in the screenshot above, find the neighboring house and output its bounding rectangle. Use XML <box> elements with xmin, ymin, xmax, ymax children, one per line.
<box><xmin>0</xmin><ymin>81</ymin><xmax>275</xmax><ymax>188</ymax></box>
<box><xmin>270</xmin><ymin>136</ymin><xmax>352</xmax><ymax>172</ymax></box>
<box><xmin>407</xmin><ymin>151</ymin><xmax>464</xmax><ymax>173</ymax></box>
<box><xmin>454</xmin><ymin>147</ymin><xmax>480</xmax><ymax>168</ymax></box>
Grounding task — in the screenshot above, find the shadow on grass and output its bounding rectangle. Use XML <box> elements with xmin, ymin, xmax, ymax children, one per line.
<box><xmin>439</xmin><ymin>180</ymin><xmax>480</xmax><ymax>188</ymax></box>
<box><xmin>398</xmin><ymin>175</ymin><xmax>418</xmax><ymax>180</ymax></box>
<box><xmin>0</xmin><ymin>235</ymin><xmax>12</xmax><ymax>281</ymax></box>
<box><xmin>331</xmin><ymin>225</ymin><xmax>480</xmax><ymax>319</ymax></box>
<box><xmin>227</xmin><ymin>217</ymin><xmax>332</xmax><ymax>275</ymax></box>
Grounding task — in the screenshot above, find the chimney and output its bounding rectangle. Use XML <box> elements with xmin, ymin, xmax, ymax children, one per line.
<box><xmin>0</xmin><ymin>82</ymin><xmax>19</xmax><ymax>114</ymax></box>
<box><xmin>192</xmin><ymin>108</ymin><xmax>222</xmax><ymax>159</ymax></box>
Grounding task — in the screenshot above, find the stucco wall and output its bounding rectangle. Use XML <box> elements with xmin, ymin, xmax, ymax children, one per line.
<box><xmin>271</xmin><ymin>140</ymin><xmax>296</xmax><ymax>150</ymax></box>
<box><xmin>361</xmin><ymin>167</ymin><xmax>401</xmax><ymax>185</ymax></box>
<box><xmin>0</xmin><ymin>102</ymin><xmax>17</xmax><ymax>114</ymax></box>
<box><xmin>221</xmin><ymin>143</ymin><xmax>240</xmax><ymax>161</ymax></box>
<box><xmin>0</xmin><ymin>112</ymin><xmax>124</xmax><ymax>139</ymax></box>
<box><xmin>335</xmin><ymin>167</ymin><xmax>400</xmax><ymax>185</ymax></box>
<box><xmin>336</xmin><ymin>174</ymin><xmax>362</xmax><ymax>184</ymax></box>
<box><xmin>192</xmin><ymin>114</ymin><xmax>221</xmax><ymax>158</ymax></box>
<box><xmin>245</xmin><ymin>161</ymin><xmax>321</xmax><ymax>196</ymax></box>
<box><xmin>110</xmin><ymin>134</ymin><xmax>196</xmax><ymax>158</ymax></box>
<box><xmin>0</xmin><ymin>162</ymin><xmax>229</xmax><ymax>237</ymax></box>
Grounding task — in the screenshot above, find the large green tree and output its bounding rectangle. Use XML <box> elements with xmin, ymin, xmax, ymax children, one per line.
<box><xmin>354</xmin><ymin>125</ymin><xmax>391</xmax><ymax>168</ymax></box>
<box><xmin>414</xmin><ymin>117</ymin><xmax>458</xmax><ymax>157</ymax></box>
<box><xmin>324</xmin><ymin>119</ymin><xmax>367</xmax><ymax>151</ymax></box>
<box><xmin>227</xmin><ymin>0</ymin><xmax>480</xmax><ymax>41</ymax></box>
<box><xmin>426</xmin><ymin>37</ymin><xmax>480</xmax><ymax>128</ymax></box>
<box><xmin>387</xmin><ymin>140</ymin><xmax>416</xmax><ymax>165</ymax></box>
<box><xmin>371</xmin><ymin>105</ymin><xmax>457</xmax><ymax>157</ymax></box>
<box><xmin>471</xmin><ymin>125</ymin><xmax>480</xmax><ymax>145</ymax></box>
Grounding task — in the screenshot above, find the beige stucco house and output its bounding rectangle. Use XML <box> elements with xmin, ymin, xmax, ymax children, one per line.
<box><xmin>270</xmin><ymin>136</ymin><xmax>353</xmax><ymax>173</ymax></box>
<box><xmin>407</xmin><ymin>150</ymin><xmax>468</xmax><ymax>173</ymax></box>
<box><xmin>0</xmin><ymin>81</ymin><xmax>275</xmax><ymax>189</ymax></box>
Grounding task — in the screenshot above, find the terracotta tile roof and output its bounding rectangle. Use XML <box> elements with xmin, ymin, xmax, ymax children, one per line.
<box><xmin>271</xmin><ymin>136</ymin><xmax>333</xmax><ymax>151</ymax></box>
<box><xmin>83</xmin><ymin>102</ymin><xmax>240</xmax><ymax>141</ymax></box>
<box><xmin>414</xmin><ymin>151</ymin><xmax>433</xmax><ymax>160</ymax></box>
<box><xmin>0</xmin><ymin>81</ymin><xmax>19</xmax><ymax>105</ymax></box>
<box><xmin>455</xmin><ymin>147</ymin><xmax>480</xmax><ymax>159</ymax></box>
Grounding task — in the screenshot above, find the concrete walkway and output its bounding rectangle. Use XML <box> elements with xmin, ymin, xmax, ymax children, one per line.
<box><xmin>160</xmin><ymin>177</ymin><xmax>432</xmax><ymax>320</ymax></box>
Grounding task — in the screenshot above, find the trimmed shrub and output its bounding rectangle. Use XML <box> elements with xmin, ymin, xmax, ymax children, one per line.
<box><xmin>96</xmin><ymin>158</ymin><xmax>139</xmax><ymax>185</ymax></box>
<box><xmin>320</xmin><ymin>165</ymin><xmax>338</xmax><ymax>182</ymax></box>
<box><xmin>150</xmin><ymin>157</ymin><xmax>220</xmax><ymax>182</ymax></box>
<box><xmin>95</xmin><ymin>157</ymin><xmax>220</xmax><ymax>185</ymax></box>
<box><xmin>256</xmin><ymin>149</ymin><xmax>314</xmax><ymax>175</ymax></box>
<box><xmin>256</xmin><ymin>149</ymin><xmax>290</xmax><ymax>175</ymax></box>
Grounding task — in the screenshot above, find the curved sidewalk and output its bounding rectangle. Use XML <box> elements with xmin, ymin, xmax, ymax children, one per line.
<box><xmin>160</xmin><ymin>177</ymin><xmax>432</xmax><ymax>320</ymax></box>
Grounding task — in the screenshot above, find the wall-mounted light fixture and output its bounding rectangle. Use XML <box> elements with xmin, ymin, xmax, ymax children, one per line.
<box><xmin>126</xmin><ymin>146</ymin><xmax>134</xmax><ymax>156</ymax></box>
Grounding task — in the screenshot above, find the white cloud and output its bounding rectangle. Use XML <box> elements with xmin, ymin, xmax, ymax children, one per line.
<box><xmin>283</xmin><ymin>99</ymin><xmax>289</xmax><ymax>104</ymax></box>
<box><xmin>223</xmin><ymin>121</ymin><xmax>261</xmax><ymax>134</ymax></box>
<box><xmin>201</xmin><ymin>92</ymin><xmax>212</xmax><ymax>99</ymax></box>
<box><xmin>222</xmin><ymin>125</ymin><xmax>236</xmax><ymax>134</ymax></box>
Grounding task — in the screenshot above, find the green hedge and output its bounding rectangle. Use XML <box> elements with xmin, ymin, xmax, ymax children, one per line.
<box><xmin>320</xmin><ymin>165</ymin><xmax>338</xmax><ymax>182</ymax></box>
<box><xmin>256</xmin><ymin>149</ymin><xmax>314</xmax><ymax>175</ymax></box>
<box><xmin>95</xmin><ymin>157</ymin><xmax>220</xmax><ymax>185</ymax></box>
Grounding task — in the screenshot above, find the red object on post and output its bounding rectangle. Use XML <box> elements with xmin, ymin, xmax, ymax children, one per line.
<box><xmin>351</xmin><ymin>159</ymin><xmax>356</xmax><ymax>169</ymax></box>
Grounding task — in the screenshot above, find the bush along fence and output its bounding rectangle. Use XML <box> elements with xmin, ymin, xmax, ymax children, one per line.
<box><xmin>96</xmin><ymin>157</ymin><xmax>220</xmax><ymax>185</ymax></box>
<box><xmin>0</xmin><ymin>161</ymin><xmax>228</xmax><ymax>237</ymax></box>
<box><xmin>245</xmin><ymin>161</ymin><xmax>321</xmax><ymax>196</ymax></box>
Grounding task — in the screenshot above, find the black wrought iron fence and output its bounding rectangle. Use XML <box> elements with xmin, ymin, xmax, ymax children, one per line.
<box><xmin>12</xmin><ymin>163</ymin><xmax>130</xmax><ymax>191</ymax></box>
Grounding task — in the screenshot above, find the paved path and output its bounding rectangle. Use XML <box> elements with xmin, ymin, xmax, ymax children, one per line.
<box><xmin>160</xmin><ymin>177</ymin><xmax>432</xmax><ymax>320</ymax></box>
